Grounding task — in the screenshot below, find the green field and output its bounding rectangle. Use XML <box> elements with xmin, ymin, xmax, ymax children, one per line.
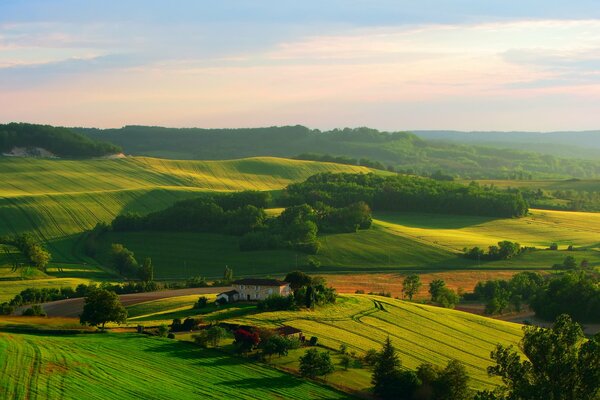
<box><xmin>227</xmin><ymin>295</ymin><xmax>523</xmax><ymax>391</ymax></box>
<box><xmin>0</xmin><ymin>332</ymin><xmax>348</xmax><ymax>399</ymax></box>
<box><xmin>0</xmin><ymin>156</ymin><xmax>372</xmax><ymax>246</ymax></box>
<box><xmin>95</xmin><ymin>208</ymin><xmax>600</xmax><ymax>279</ymax></box>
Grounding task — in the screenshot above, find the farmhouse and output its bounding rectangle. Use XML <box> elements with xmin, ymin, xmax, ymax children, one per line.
<box><xmin>217</xmin><ymin>278</ymin><xmax>291</xmax><ymax>303</ymax></box>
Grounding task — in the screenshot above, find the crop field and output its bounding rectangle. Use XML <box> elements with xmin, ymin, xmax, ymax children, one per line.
<box><xmin>465</xmin><ymin>178</ymin><xmax>600</xmax><ymax>192</ymax></box>
<box><xmin>0</xmin><ymin>156</ymin><xmax>371</xmax><ymax>245</ymax></box>
<box><xmin>227</xmin><ymin>295</ymin><xmax>524</xmax><ymax>390</ymax></box>
<box><xmin>0</xmin><ymin>332</ymin><xmax>348</xmax><ymax>400</ymax></box>
<box><xmin>314</xmin><ymin>270</ymin><xmax>536</xmax><ymax>299</ymax></box>
<box><xmin>375</xmin><ymin>209</ymin><xmax>600</xmax><ymax>251</ymax></box>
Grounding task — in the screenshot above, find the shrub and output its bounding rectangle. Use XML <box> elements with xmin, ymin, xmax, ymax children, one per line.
<box><xmin>309</xmin><ymin>336</ymin><xmax>318</xmax><ymax>346</ymax></box>
<box><xmin>257</xmin><ymin>294</ymin><xmax>295</xmax><ymax>311</ymax></box>
<box><xmin>194</xmin><ymin>296</ymin><xmax>208</xmax><ymax>309</ymax></box>
<box><xmin>157</xmin><ymin>324</ymin><xmax>169</xmax><ymax>337</ymax></box>
<box><xmin>21</xmin><ymin>304</ymin><xmax>46</xmax><ymax>317</ymax></box>
<box><xmin>167</xmin><ymin>333</ymin><xmax>175</xmax><ymax>339</ymax></box>
<box><xmin>549</xmin><ymin>243</ymin><xmax>559</xmax><ymax>250</ymax></box>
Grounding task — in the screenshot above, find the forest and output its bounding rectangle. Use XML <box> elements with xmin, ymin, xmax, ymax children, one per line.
<box><xmin>77</xmin><ymin>125</ymin><xmax>600</xmax><ymax>179</ymax></box>
<box><xmin>0</xmin><ymin>123</ymin><xmax>121</xmax><ymax>157</ymax></box>
<box><xmin>283</xmin><ymin>173</ymin><xmax>529</xmax><ymax>218</ymax></box>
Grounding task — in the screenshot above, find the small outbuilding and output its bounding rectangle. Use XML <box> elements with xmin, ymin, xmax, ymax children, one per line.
<box><xmin>217</xmin><ymin>278</ymin><xmax>291</xmax><ymax>303</ymax></box>
<box><xmin>216</xmin><ymin>290</ymin><xmax>239</xmax><ymax>304</ymax></box>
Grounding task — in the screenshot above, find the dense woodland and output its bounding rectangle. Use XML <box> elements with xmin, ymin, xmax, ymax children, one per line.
<box><xmin>111</xmin><ymin>190</ymin><xmax>371</xmax><ymax>255</ymax></box>
<box><xmin>0</xmin><ymin>123</ymin><xmax>121</xmax><ymax>157</ymax></box>
<box><xmin>78</xmin><ymin>125</ymin><xmax>600</xmax><ymax>179</ymax></box>
<box><xmin>283</xmin><ymin>173</ymin><xmax>529</xmax><ymax>218</ymax></box>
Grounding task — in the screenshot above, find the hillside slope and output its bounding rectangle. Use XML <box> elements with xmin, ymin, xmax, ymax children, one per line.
<box><xmin>78</xmin><ymin>125</ymin><xmax>600</xmax><ymax>179</ymax></box>
<box><xmin>227</xmin><ymin>294</ymin><xmax>524</xmax><ymax>390</ymax></box>
<box><xmin>0</xmin><ymin>332</ymin><xmax>346</xmax><ymax>400</ymax></box>
<box><xmin>0</xmin><ymin>156</ymin><xmax>373</xmax><ymax>247</ymax></box>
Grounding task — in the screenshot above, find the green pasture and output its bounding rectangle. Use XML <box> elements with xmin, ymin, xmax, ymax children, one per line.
<box><xmin>227</xmin><ymin>295</ymin><xmax>524</xmax><ymax>391</ymax></box>
<box><xmin>0</xmin><ymin>332</ymin><xmax>348</xmax><ymax>400</ymax></box>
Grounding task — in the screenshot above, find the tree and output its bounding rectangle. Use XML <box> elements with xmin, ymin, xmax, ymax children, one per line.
<box><xmin>372</xmin><ymin>337</ymin><xmax>401</xmax><ymax>399</ymax></box>
<box><xmin>402</xmin><ymin>274</ymin><xmax>422</xmax><ymax>301</ymax></box>
<box><xmin>79</xmin><ymin>288</ymin><xmax>127</xmax><ymax>330</ymax></box>
<box><xmin>484</xmin><ymin>314</ymin><xmax>600</xmax><ymax>400</ymax></box>
<box><xmin>429</xmin><ymin>279</ymin><xmax>446</xmax><ymax>302</ymax></box>
<box><xmin>436</xmin><ymin>287</ymin><xmax>460</xmax><ymax>309</ymax></box>
<box><xmin>299</xmin><ymin>348</ymin><xmax>334</xmax><ymax>379</ymax></box>
<box><xmin>261</xmin><ymin>335</ymin><xmax>295</xmax><ymax>358</ymax></box>
<box><xmin>139</xmin><ymin>257</ymin><xmax>153</xmax><ymax>282</ymax></box>
<box><xmin>562</xmin><ymin>255</ymin><xmax>577</xmax><ymax>269</ymax></box>
<box><xmin>206</xmin><ymin>325</ymin><xmax>226</xmax><ymax>347</ymax></box>
<box><xmin>233</xmin><ymin>328</ymin><xmax>260</xmax><ymax>354</ymax></box>
<box><xmin>110</xmin><ymin>243</ymin><xmax>138</xmax><ymax>276</ymax></box>
<box><xmin>284</xmin><ymin>270</ymin><xmax>312</xmax><ymax>293</ymax></box>
<box><xmin>340</xmin><ymin>354</ymin><xmax>351</xmax><ymax>370</ymax></box>
<box><xmin>223</xmin><ymin>265</ymin><xmax>234</xmax><ymax>282</ymax></box>
<box><xmin>437</xmin><ymin>360</ymin><xmax>470</xmax><ymax>400</ymax></box>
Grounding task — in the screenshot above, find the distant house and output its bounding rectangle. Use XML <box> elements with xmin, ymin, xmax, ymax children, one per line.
<box><xmin>217</xmin><ymin>278</ymin><xmax>291</xmax><ymax>303</ymax></box>
<box><xmin>276</xmin><ymin>325</ymin><xmax>304</xmax><ymax>341</ymax></box>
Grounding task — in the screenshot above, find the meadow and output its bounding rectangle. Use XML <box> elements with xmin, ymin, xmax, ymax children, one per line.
<box><xmin>226</xmin><ymin>295</ymin><xmax>524</xmax><ymax>391</ymax></box>
<box><xmin>0</xmin><ymin>332</ymin><xmax>348</xmax><ymax>400</ymax></box>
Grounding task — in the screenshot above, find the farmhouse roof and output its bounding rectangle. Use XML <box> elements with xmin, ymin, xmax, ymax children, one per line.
<box><xmin>233</xmin><ymin>278</ymin><xmax>288</xmax><ymax>287</ymax></box>
<box><xmin>218</xmin><ymin>290</ymin><xmax>239</xmax><ymax>297</ymax></box>
<box><xmin>276</xmin><ymin>325</ymin><xmax>302</xmax><ymax>336</ymax></box>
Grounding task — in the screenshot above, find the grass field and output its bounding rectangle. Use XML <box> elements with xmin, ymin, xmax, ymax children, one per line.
<box><xmin>0</xmin><ymin>332</ymin><xmax>348</xmax><ymax>399</ymax></box>
<box><xmin>0</xmin><ymin>156</ymin><xmax>372</xmax><ymax>251</ymax></box>
<box><xmin>227</xmin><ymin>295</ymin><xmax>524</xmax><ymax>391</ymax></box>
<box><xmin>96</xmin><ymin>208</ymin><xmax>600</xmax><ymax>280</ymax></box>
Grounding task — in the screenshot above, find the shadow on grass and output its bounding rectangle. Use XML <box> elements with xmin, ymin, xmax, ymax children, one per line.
<box><xmin>374</xmin><ymin>211</ymin><xmax>499</xmax><ymax>229</ymax></box>
<box><xmin>219</xmin><ymin>376</ymin><xmax>304</xmax><ymax>390</ymax></box>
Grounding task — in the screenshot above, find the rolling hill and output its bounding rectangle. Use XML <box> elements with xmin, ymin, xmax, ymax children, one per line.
<box><xmin>0</xmin><ymin>332</ymin><xmax>347</xmax><ymax>400</ymax></box>
<box><xmin>118</xmin><ymin>293</ymin><xmax>524</xmax><ymax>391</ymax></box>
<box><xmin>78</xmin><ymin>125</ymin><xmax>600</xmax><ymax>179</ymax></box>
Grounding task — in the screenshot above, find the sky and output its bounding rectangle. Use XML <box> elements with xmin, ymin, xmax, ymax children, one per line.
<box><xmin>1</xmin><ymin>1</ymin><xmax>600</xmax><ymax>131</ymax></box>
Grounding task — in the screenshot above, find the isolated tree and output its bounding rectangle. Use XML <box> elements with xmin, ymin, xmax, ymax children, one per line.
<box><xmin>138</xmin><ymin>257</ymin><xmax>153</xmax><ymax>281</ymax></box>
<box><xmin>262</xmin><ymin>335</ymin><xmax>293</xmax><ymax>358</ymax></box>
<box><xmin>402</xmin><ymin>274</ymin><xmax>422</xmax><ymax>301</ymax></box>
<box><xmin>562</xmin><ymin>255</ymin><xmax>577</xmax><ymax>269</ymax></box>
<box><xmin>429</xmin><ymin>279</ymin><xmax>446</xmax><ymax>302</ymax></box>
<box><xmin>372</xmin><ymin>337</ymin><xmax>401</xmax><ymax>398</ymax></box>
<box><xmin>484</xmin><ymin>314</ymin><xmax>600</xmax><ymax>400</ymax></box>
<box><xmin>79</xmin><ymin>288</ymin><xmax>127</xmax><ymax>330</ymax></box>
<box><xmin>299</xmin><ymin>348</ymin><xmax>334</xmax><ymax>379</ymax></box>
<box><xmin>206</xmin><ymin>325</ymin><xmax>226</xmax><ymax>347</ymax></box>
<box><xmin>223</xmin><ymin>265</ymin><xmax>234</xmax><ymax>282</ymax></box>
<box><xmin>284</xmin><ymin>270</ymin><xmax>312</xmax><ymax>293</ymax></box>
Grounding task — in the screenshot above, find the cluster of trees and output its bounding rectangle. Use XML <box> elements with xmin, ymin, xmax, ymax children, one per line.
<box><xmin>529</xmin><ymin>271</ymin><xmax>600</xmax><ymax>323</ymax></box>
<box><xmin>283</xmin><ymin>173</ymin><xmax>528</xmax><ymax>218</ymax></box>
<box><xmin>80</xmin><ymin>125</ymin><xmax>600</xmax><ymax>179</ymax></box>
<box><xmin>480</xmin><ymin>314</ymin><xmax>600</xmax><ymax>400</ymax></box>
<box><xmin>401</xmin><ymin>275</ymin><xmax>460</xmax><ymax>308</ymax></box>
<box><xmin>0</xmin><ymin>281</ymin><xmax>162</xmax><ymax>315</ymax></box>
<box><xmin>194</xmin><ymin>325</ymin><xmax>227</xmax><ymax>348</ymax></box>
<box><xmin>0</xmin><ymin>123</ymin><xmax>121</xmax><ymax>157</ymax></box>
<box><xmin>110</xmin><ymin>244</ymin><xmax>154</xmax><ymax>280</ymax></box>
<box><xmin>112</xmin><ymin>191</ymin><xmax>270</xmax><ymax>235</ymax></box>
<box><xmin>258</xmin><ymin>272</ymin><xmax>336</xmax><ymax>311</ymax></box>
<box><xmin>112</xmin><ymin>190</ymin><xmax>371</xmax><ymax>255</ymax></box>
<box><xmin>463</xmin><ymin>241</ymin><xmax>524</xmax><ymax>262</ymax></box>
<box><xmin>469</xmin><ymin>271</ymin><xmax>600</xmax><ymax>322</ymax></box>
<box><xmin>371</xmin><ymin>337</ymin><xmax>471</xmax><ymax>400</ymax></box>
<box><xmin>0</xmin><ymin>234</ymin><xmax>51</xmax><ymax>271</ymax></box>
<box><xmin>520</xmin><ymin>186</ymin><xmax>600</xmax><ymax>212</ymax></box>
<box><xmin>470</xmin><ymin>272</ymin><xmax>544</xmax><ymax>315</ymax></box>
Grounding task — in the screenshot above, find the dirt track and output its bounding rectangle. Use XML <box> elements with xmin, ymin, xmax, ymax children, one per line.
<box><xmin>17</xmin><ymin>287</ymin><xmax>228</xmax><ymax>318</ymax></box>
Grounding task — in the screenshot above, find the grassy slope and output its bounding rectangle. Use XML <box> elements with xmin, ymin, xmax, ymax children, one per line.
<box><xmin>0</xmin><ymin>332</ymin><xmax>348</xmax><ymax>400</ymax></box>
<box><xmin>98</xmin><ymin>207</ymin><xmax>600</xmax><ymax>279</ymax></box>
<box><xmin>0</xmin><ymin>156</ymin><xmax>372</xmax><ymax>298</ymax></box>
<box><xmin>227</xmin><ymin>295</ymin><xmax>523</xmax><ymax>390</ymax></box>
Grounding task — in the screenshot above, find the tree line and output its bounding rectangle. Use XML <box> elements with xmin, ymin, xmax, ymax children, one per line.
<box><xmin>467</xmin><ymin>271</ymin><xmax>600</xmax><ymax>322</ymax></box>
<box><xmin>0</xmin><ymin>234</ymin><xmax>51</xmax><ymax>271</ymax></box>
<box><xmin>111</xmin><ymin>190</ymin><xmax>372</xmax><ymax>255</ymax></box>
<box><xmin>282</xmin><ymin>173</ymin><xmax>528</xmax><ymax>218</ymax></box>
<box><xmin>0</xmin><ymin>123</ymin><xmax>121</xmax><ymax>157</ymax></box>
